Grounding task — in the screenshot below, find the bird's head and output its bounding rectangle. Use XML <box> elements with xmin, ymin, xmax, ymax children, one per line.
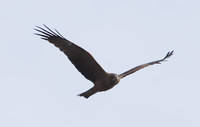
<box><xmin>108</xmin><ymin>73</ymin><xmax>120</xmax><ymax>85</ymax></box>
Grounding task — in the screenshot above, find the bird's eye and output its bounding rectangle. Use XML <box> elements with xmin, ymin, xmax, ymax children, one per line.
<box><xmin>111</xmin><ymin>76</ymin><xmax>116</xmax><ymax>79</ymax></box>
<box><xmin>111</xmin><ymin>76</ymin><xmax>117</xmax><ymax>81</ymax></box>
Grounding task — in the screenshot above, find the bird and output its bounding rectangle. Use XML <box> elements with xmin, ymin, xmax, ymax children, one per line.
<box><xmin>34</xmin><ymin>25</ymin><xmax>174</xmax><ymax>99</ymax></box>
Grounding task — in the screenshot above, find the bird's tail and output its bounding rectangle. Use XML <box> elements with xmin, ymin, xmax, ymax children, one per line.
<box><xmin>78</xmin><ymin>87</ymin><xmax>97</xmax><ymax>99</ymax></box>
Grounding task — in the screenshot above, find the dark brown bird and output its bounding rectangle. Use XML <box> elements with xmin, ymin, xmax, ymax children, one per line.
<box><xmin>35</xmin><ymin>25</ymin><xmax>174</xmax><ymax>98</ymax></box>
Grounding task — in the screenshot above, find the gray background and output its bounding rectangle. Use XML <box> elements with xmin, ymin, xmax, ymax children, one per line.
<box><xmin>1</xmin><ymin>0</ymin><xmax>200</xmax><ymax>127</ymax></box>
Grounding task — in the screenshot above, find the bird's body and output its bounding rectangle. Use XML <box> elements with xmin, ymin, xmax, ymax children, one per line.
<box><xmin>35</xmin><ymin>25</ymin><xmax>173</xmax><ymax>98</ymax></box>
<box><xmin>79</xmin><ymin>73</ymin><xmax>120</xmax><ymax>98</ymax></box>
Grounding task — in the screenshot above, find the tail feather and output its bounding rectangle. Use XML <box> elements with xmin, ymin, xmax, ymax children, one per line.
<box><xmin>78</xmin><ymin>87</ymin><xmax>97</xmax><ymax>99</ymax></box>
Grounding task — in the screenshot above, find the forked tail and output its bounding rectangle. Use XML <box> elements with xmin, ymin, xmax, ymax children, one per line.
<box><xmin>78</xmin><ymin>87</ymin><xmax>97</xmax><ymax>99</ymax></box>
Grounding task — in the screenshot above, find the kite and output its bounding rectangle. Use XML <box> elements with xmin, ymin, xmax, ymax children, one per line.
<box><xmin>35</xmin><ymin>25</ymin><xmax>173</xmax><ymax>98</ymax></box>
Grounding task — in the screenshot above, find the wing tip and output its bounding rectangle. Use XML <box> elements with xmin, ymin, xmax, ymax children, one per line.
<box><xmin>34</xmin><ymin>24</ymin><xmax>65</xmax><ymax>40</ymax></box>
<box><xmin>163</xmin><ymin>50</ymin><xmax>174</xmax><ymax>60</ymax></box>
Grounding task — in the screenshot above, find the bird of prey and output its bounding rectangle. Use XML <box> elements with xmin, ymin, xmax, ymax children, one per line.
<box><xmin>35</xmin><ymin>25</ymin><xmax>173</xmax><ymax>98</ymax></box>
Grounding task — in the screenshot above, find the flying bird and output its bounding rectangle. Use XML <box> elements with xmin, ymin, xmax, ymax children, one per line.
<box><xmin>35</xmin><ymin>25</ymin><xmax>174</xmax><ymax>98</ymax></box>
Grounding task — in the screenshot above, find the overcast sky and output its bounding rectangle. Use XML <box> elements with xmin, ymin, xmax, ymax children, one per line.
<box><xmin>1</xmin><ymin>0</ymin><xmax>200</xmax><ymax>127</ymax></box>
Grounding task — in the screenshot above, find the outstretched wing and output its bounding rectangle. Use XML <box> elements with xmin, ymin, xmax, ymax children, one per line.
<box><xmin>34</xmin><ymin>25</ymin><xmax>107</xmax><ymax>83</ymax></box>
<box><xmin>119</xmin><ymin>51</ymin><xmax>174</xmax><ymax>78</ymax></box>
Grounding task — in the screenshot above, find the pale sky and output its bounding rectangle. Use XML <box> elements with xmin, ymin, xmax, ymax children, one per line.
<box><xmin>1</xmin><ymin>0</ymin><xmax>200</xmax><ymax>127</ymax></box>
